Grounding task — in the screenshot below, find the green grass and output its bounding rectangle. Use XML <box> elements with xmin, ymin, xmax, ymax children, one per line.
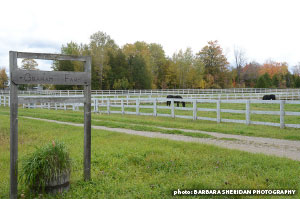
<box><xmin>0</xmin><ymin>111</ymin><xmax>300</xmax><ymax>198</ymax></box>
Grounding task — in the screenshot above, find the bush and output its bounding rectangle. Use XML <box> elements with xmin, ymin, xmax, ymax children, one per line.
<box><xmin>20</xmin><ymin>141</ymin><xmax>71</xmax><ymax>191</ymax></box>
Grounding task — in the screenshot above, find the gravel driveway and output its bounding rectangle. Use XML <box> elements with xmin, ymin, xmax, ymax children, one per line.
<box><xmin>24</xmin><ymin>116</ymin><xmax>300</xmax><ymax>161</ymax></box>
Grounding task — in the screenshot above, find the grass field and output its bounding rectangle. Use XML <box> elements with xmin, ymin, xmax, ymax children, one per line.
<box><xmin>0</xmin><ymin>106</ymin><xmax>300</xmax><ymax>198</ymax></box>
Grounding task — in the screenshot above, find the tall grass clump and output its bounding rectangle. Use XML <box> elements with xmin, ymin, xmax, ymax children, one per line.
<box><xmin>20</xmin><ymin>141</ymin><xmax>71</xmax><ymax>192</ymax></box>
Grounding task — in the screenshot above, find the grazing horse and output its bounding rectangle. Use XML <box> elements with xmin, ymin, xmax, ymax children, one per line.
<box><xmin>262</xmin><ymin>94</ymin><xmax>276</xmax><ymax>100</ymax></box>
<box><xmin>166</xmin><ymin>95</ymin><xmax>185</xmax><ymax>107</ymax></box>
<box><xmin>166</xmin><ymin>95</ymin><xmax>173</xmax><ymax>106</ymax></box>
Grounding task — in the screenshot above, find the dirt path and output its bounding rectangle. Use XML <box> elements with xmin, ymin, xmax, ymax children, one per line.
<box><xmin>23</xmin><ymin>116</ymin><xmax>300</xmax><ymax>161</ymax></box>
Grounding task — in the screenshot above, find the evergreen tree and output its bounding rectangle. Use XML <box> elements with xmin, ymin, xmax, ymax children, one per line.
<box><xmin>256</xmin><ymin>76</ymin><xmax>266</xmax><ymax>88</ymax></box>
<box><xmin>272</xmin><ymin>74</ymin><xmax>279</xmax><ymax>88</ymax></box>
<box><xmin>128</xmin><ymin>55</ymin><xmax>151</xmax><ymax>89</ymax></box>
<box><xmin>294</xmin><ymin>76</ymin><xmax>300</xmax><ymax>88</ymax></box>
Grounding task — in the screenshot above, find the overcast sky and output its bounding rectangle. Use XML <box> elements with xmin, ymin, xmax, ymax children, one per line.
<box><xmin>1</xmin><ymin>0</ymin><xmax>299</xmax><ymax>72</ymax></box>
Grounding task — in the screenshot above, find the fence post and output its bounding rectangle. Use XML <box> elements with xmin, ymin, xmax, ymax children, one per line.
<box><xmin>171</xmin><ymin>99</ymin><xmax>175</xmax><ymax>118</ymax></box>
<box><xmin>246</xmin><ymin>100</ymin><xmax>250</xmax><ymax>125</ymax></box>
<box><xmin>280</xmin><ymin>100</ymin><xmax>285</xmax><ymax>129</ymax></box>
<box><xmin>136</xmin><ymin>99</ymin><xmax>140</xmax><ymax>115</ymax></box>
<box><xmin>4</xmin><ymin>96</ymin><xmax>6</xmax><ymax>106</ymax></box>
<box><xmin>96</xmin><ymin>99</ymin><xmax>99</xmax><ymax>112</ymax></box>
<box><xmin>193</xmin><ymin>100</ymin><xmax>197</xmax><ymax>120</ymax></box>
<box><xmin>93</xmin><ymin>99</ymin><xmax>96</xmax><ymax>112</ymax></box>
<box><xmin>107</xmin><ymin>98</ymin><xmax>110</xmax><ymax>115</ymax></box>
<box><xmin>153</xmin><ymin>98</ymin><xmax>157</xmax><ymax>116</ymax></box>
<box><xmin>121</xmin><ymin>99</ymin><xmax>124</xmax><ymax>115</ymax></box>
<box><xmin>217</xmin><ymin>100</ymin><xmax>221</xmax><ymax>123</ymax></box>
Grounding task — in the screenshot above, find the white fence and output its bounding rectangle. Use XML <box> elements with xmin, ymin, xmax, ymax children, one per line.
<box><xmin>1</xmin><ymin>95</ymin><xmax>299</xmax><ymax>129</ymax></box>
<box><xmin>1</xmin><ymin>91</ymin><xmax>300</xmax><ymax>100</ymax></box>
<box><xmin>0</xmin><ymin>95</ymin><xmax>9</xmax><ymax>107</ymax></box>
<box><xmin>92</xmin><ymin>98</ymin><xmax>300</xmax><ymax>129</ymax></box>
<box><xmin>1</xmin><ymin>88</ymin><xmax>300</xmax><ymax>96</ymax></box>
<box><xmin>91</xmin><ymin>92</ymin><xmax>300</xmax><ymax>100</ymax></box>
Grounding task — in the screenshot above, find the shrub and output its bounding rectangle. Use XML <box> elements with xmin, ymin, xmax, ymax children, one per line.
<box><xmin>20</xmin><ymin>141</ymin><xmax>71</xmax><ymax>191</ymax></box>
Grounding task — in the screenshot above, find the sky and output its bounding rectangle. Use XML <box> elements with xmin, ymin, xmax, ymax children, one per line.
<box><xmin>0</xmin><ymin>0</ymin><xmax>299</xmax><ymax>72</ymax></box>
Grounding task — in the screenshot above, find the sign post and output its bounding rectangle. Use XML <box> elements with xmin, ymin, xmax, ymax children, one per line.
<box><xmin>9</xmin><ymin>51</ymin><xmax>92</xmax><ymax>199</ymax></box>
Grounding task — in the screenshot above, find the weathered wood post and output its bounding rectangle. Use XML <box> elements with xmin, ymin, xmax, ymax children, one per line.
<box><xmin>280</xmin><ymin>100</ymin><xmax>285</xmax><ymax>129</ymax></box>
<box><xmin>83</xmin><ymin>56</ymin><xmax>91</xmax><ymax>181</ymax></box>
<box><xmin>10</xmin><ymin>51</ymin><xmax>18</xmax><ymax>199</ymax></box>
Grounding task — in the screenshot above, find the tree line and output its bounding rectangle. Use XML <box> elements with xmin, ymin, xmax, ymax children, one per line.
<box><xmin>0</xmin><ymin>30</ymin><xmax>300</xmax><ymax>90</ymax></box>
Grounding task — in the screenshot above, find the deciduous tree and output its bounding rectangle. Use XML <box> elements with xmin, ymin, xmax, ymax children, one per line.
<box><xmin>292</xmin><ymin>63</ymin><xmax>300</xmax><ymax>76</ymax></box>
<box><xmin>241</xmin><ymin>61</ymin><xmax>261</xmax><ymax>87</ymax></box>
<box><xmin>0</xmin><ymin>68</ymin><xmax>8</xmax><ymax>89</ymax></box>
<box><xmin>21</xmin><ymin>59</ymin><xmax>38</xmax><ymax>70</ymax></box>
<box><xmin>196</xmin><ymin>41</ymin><xmax>229</xmax><ymax>88</ymax></box>
<box><xmin>259</xmin><ymin>60</ymin><xmax>288</xmax><ymax>77</ymax></box>
<box><xmin>89</xmin><ymin>31</ymin><xmax>118</xmax><ymax>89</ymax></box>
<box><xmin>233</xmin><ymin>46</ymin><xmax>247</xmax><ymax>85</ymax></box>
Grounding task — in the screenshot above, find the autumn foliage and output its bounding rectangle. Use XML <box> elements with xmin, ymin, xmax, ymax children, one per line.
<box><xmin>50</xmin><ymin>31</ymin><xmax>300</xmax><ymax>90</ymax></box>
<box><xmin>258</xmin><ymin>60</ymin><xmax>288</xmax><ymax>77</ymax></box>
<box><xmin>0</xmin><ymin>68</ymin><xmax>8</xmax><ymax>89</ymax></box>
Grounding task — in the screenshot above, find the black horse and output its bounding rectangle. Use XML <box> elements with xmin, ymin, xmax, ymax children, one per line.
<box><xmin>262</xmin><ymin>94</ymin><xmax>276</xmax><ymax>100</ymax></box>
<box><xmin>166</xmin><ymin>95</ymin><xmax>185</xmax><ymax>107</ymax></box>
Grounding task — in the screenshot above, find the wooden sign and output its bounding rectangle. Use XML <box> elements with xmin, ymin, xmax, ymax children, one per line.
<box><xmin>9</xmin><ymin>51</ymin><xmax>92</xmax><ymax>199</ymax></box>
<box><xmin>12</xmin><ymin>70</ymin><xmax>91</xmax><ymax>85</ymax></box>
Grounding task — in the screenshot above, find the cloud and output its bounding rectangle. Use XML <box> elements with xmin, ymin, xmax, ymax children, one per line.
<box><xmin>21</xmin><ymin>39</ymin><xmax>60</xmax><ymax>50</ymax></box>
<box><xmin>0</xmin><ymin>0</ymin><xmax>299</xmax><ymax>73</ymax></box>
<box><xmin>0</xmin><ymin>36</ymin><xmax>61</xmax><ymax>71</ymax></box>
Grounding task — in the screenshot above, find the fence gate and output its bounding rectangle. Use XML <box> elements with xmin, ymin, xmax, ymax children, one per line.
<box><xmin>9</xmin><ymin>51</ymin><xmax>92</xmax><ymax>199</ymax></box>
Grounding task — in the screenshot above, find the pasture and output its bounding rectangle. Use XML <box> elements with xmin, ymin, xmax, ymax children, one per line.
<box><xmin>0</xmin><ymin>106</ymin><xmax>300</xmax><ymax>198</ymax></box>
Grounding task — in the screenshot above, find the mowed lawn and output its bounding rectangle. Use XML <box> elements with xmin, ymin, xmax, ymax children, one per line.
<box><xmin>0</xmin><ymin>108</ymin><xmax>300</xmax><ymax>198</ymax></box>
